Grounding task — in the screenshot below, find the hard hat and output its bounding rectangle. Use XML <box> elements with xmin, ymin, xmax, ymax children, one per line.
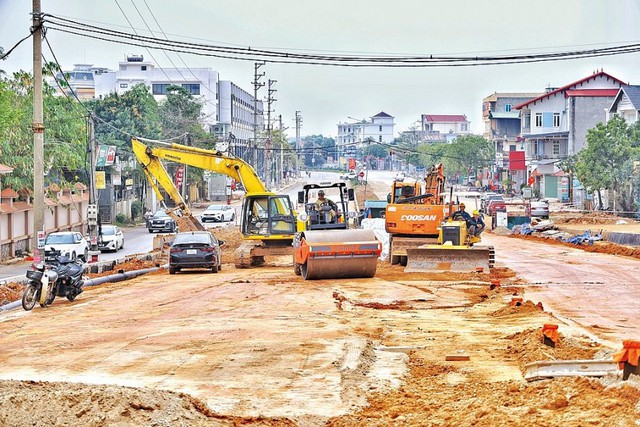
<box><xmin>473</xmin><ymin>210</ymin><xmax>479</xmax><ymax>215</ymax></box>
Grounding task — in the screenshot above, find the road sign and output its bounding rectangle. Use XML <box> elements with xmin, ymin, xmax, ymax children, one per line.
<box><xmin>359</xmin><ymin>171</ymin><xmax>365</xmax><ymax>178</ymax></box>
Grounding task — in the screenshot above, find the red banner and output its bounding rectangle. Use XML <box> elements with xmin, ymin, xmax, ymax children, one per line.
<box><xmin>175</xmin><ymin>166</ymin><xmax>184</xmax><ymax>187</ymax></box>
<box><xmin>509</xmin><ymin>151</ymin><xmax>526</xmax><ymax>171</ymax></box>
<box><xmin>348</xmin><ymin>158</ymin><xmax>356</xmax><ymax>170</ymax></box>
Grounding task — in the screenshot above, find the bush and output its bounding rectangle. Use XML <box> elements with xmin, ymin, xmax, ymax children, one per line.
<box><xmin>115</xmin><ymin>213</ymin><xmax>126</xmax><ymax>224</ymax></box>
<box><xmin>131</xmin><ymin>201</ymin><xmax>143</xmax><ymax>219</ymax></box>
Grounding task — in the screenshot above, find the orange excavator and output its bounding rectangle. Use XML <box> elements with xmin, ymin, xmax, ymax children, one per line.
<box><xmin>385</xmin><ymin>164</ymin><xmax>450</xmax><ymax>265</ymax></box>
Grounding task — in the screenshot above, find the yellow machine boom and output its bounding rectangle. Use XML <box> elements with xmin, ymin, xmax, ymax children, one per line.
<box><xmin>132</xmin><ymin>138</ymin><xmax>298</xmax><ymax>268</ymax></box>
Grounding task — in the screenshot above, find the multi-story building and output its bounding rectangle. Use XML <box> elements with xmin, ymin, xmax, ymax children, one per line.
<box><xmin>216</xmin><ymin>80</ymin><xmax>264</xmax><ymax>161</ymax></box>
<box><xmin>420</xmin><ymin>114</ymin><xmax>471</xmax><ymax>143</ymax></box>
<box><xmin>515</xmin><ymin>70</ymin><xmax>625</xmax><ymax>200</ymax></box>
<box><xmin>51</xmin><ymin>63</ymin><xmax>110</xmax><ymax>100</ymax></box>
<box><xmin>95</xmin><ymin>55</ymin><xmax>220</xmax><ymax>129</ymax></box>
<box><xmin>336</xmin><ymin>112</ymin><xmax>395</xmax><ymax>166</ymax></box>
<box><xmin>482</xmin><ymin>92</ymin><xmax>542</xmax><ymax>190</ymax></box>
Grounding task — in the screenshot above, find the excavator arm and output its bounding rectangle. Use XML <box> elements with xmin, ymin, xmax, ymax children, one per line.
<box><xmin>132</xmin><ymin>138</ymin><xmax>269</xmax><ymax>195</ymax></box>
<box><xmin>133</xmin><ymin>139</ymin><xmax>204</xmax><ymax>232</ymax></box>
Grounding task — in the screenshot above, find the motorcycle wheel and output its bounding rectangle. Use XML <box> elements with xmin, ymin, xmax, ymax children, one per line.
<box><xmin>21</xmin><ymin>284</ymin><xmax>38</xmax><ymax>311</ymax></box>
<box><xmin>43</xmin><ymin>292</ymin><xmax>56</xmax><ymax>307</ymax></box>
<box><xmin>66</xmin><ymin>292</ymin><xmax>77</xmax><ymax>302</ymax></box>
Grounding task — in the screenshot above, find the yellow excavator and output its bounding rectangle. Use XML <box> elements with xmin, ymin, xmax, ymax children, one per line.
<box><xmin>132</xmin><ymin>138</ymin><xmax>297</xmax><ymax>268</ymax></box>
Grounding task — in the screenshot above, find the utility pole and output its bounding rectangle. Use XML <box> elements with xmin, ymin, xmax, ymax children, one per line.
<box><xmin>278</xmin><ymin>114</ymin><xmax>284</xmax><ymax>188</ymax></box>
<box><xmin>32</xmin><ymin>0</ymin><xmax>45</xmax><ymax>260</ymax></box>
<box><xmin>265</xmin><ymin>79</ymin><xmax>277</xmax><ymax>189</ymax></box>
<box><xmin>86</xmin><ymin>115</ymin><xmax>99</xmax><ymax>259</ymax></box>
<box><xmin>252</xmin><ymin>62</ymin><xmax>265</xmax><ymax>168</ymax></box>
<box><xmin>295</xmin><ymin>111</ymin><xmax>302</xmax><ymax>175</ymax></box>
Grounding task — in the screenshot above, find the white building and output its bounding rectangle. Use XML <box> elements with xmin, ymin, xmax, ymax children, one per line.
<box><xmin>95</xmin><ymin>55</ymin><xmax>220</xmax><ymax>127</ymax></box>
<box><xmin>420</xmin><ymin>114</ymin><xmax>471</xmax><ymax>142</ymax></box>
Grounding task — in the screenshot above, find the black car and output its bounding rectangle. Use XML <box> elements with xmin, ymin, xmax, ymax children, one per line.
<box><xmin>169</xmin><ymin>231</ymin><xmax>224</xmax><ymax>274</ymax></box>
<box><xmin>147</xmin><ymin>211</ymin><xmax>177</xmax><ymax>233</ymax></box>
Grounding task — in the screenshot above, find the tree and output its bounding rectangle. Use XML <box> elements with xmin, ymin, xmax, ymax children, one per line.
<box><xmin>301</xmin><ymin>135</ymin><xmax>336</xmax><ymax>167</ymax></box>
<box><xmin>575</xmin><ymin>115</ymin><xmax>639</xmax><ymax>213</ymax></box>
<box><xmin>89</xmin><ymin>83</ymin><xmax>162</xmax><ymax>161</ymax></box>
<box><xmin>445</xmin><ymin>135</ymin><xmax>495</xmax><ymax>179</ymax></box>
<box><xmin>0</xmin><ymin>68</ymin><xmax>87</xmax><ymax>193</ymax></box>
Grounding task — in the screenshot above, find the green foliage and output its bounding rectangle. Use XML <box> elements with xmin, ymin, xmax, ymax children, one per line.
<box><xmin>364</xmin><ymin>143</ymin><xmax>389</xmax><ymax>159</ymax></box>
<box><xmin>414</xmin><ymin>136</ymin><xmax>494</xmax><ymax>182</ymax></box>
<box><xmin>89</xmin><ymin>83</ymin><xmax>162</xmax><ymax>161</ymax></box>
<box><xmin>302</xmin><ymin>135</ymin><xmax>336</xmax><ymax>167</ymax></box>
<box><xmin>131</xmin><ymin>200</ymin><xmax>143</xmax><ymax>219</ymax></box>
<box><xmin>575</xmin><ymin>115</ymin><xmax>640</xmax><ymax>212</ymax></box>
<box><xmin>0</xmin><ymin>69</ymin><xmax>87</xmax><ymax>194</ymax></box>
<box><xmin>115</xmin><ymin>213</ymin><xmax>126</xmax><ymax>224</ymax></box>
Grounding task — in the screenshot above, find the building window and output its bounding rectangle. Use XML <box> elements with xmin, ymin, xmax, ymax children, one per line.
<box><xmin>505</xmin><ymin>104</ymin><xmax>512</xmax><ymax>112</ymax></box>
<box><xmin>119</xmin><ymin>83</ymin><xmax>128</xmax><ymax>89</ymax></box>
<box><xmin>141</xmin><ymin>66</ymin><xmax>147</xmax><ymax>71</ymax></box>
<box><xmin>182</xmin><ymin>84</ymin><xmax>200</xmax><ymax>95</ymax></box>
<box><xmin>535</xmin><ymin>113</ymin><xmax>543</xmax><ymax>127</ymax></box>
<box><xmin>553</xmin><ymin>142</ymin><xmax>560</xmax><ymax>155</ymax></box>
<box><xmin>523</xmin><ymin>113</ymin><xmax>531</xmax><ymax>129</ymax></box>
<box><xmin>379</xmin><ymin>125</ymin><xmax>382</xmax><ymax>132</ymax></box>
<box><xmin>553</xmin><ymin>113</ymin><xmax>560</xmax><ymax>127</ymax></box>
<box><xmin>152</xmin><ymin>84</ymin><xmax>169</xmax><ymax>95</ymax></box>
<box><xmin>379</xmin><ymin>135</ymin><xmax>382</xmax><ymax>142</ymax></box>
<box><xmin>461</xmin><ymin>123</ymin><xmax>468</xmax><ymax>132</ymax></box>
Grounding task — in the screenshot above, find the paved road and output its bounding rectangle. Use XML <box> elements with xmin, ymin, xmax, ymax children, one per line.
<box><xmin>484</xmin><ymin>232</ymin><xmax>640</xmax><ymax>347</ymax></box>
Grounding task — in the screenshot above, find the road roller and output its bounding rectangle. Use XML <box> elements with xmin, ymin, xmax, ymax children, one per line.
<box><xmin>293</xmin><ymin>182</ymin><xmax>382</xmax><ymax>280</ymax></box>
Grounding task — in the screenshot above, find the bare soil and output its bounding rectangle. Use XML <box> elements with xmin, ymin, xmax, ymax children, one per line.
<box><xmin>1</xmin><ymin>204</ymin><xmax>639</xmax><ymax>426</ymax></box>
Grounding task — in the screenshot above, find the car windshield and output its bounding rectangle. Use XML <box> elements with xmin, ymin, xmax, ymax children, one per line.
<box><xmin>173</xmin><ymin>233</ymin><xmax>213</xmax><ymax>245</ymax></box>
<box><xmin>206</xmin><ymin>205</ymin><xmax>224</xmax><ymax>211</ymax></box>
<box><xmin>45</xmin><ymin>233</ymin><xmax>75</xmax><ymax>244</ymax></box>
<box><xmin>153</xmin><ymin>211</ymin><xmax>169</xmax><ymax>218</ymax></box>
<box><xmin>102</xmin><ymin>226</ymin><xmax>116</xmax><ymax>235</ymax></box>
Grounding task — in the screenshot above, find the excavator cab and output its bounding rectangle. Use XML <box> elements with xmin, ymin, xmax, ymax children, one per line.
<box><xmin>240</xmin><ymin>195</ymin><xmax>296</xmax><ymax>237</ymax></box>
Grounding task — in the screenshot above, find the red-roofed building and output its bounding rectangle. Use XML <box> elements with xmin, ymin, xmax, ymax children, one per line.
<box><xmin>514</xmin><ymin>70</ymin><xmax>626</xmax><ymax>201</ymax></box>
<box><xmin>420</xmin><ymin>114</ymin><xmax>471</xmax><ymax>142</ymax></box>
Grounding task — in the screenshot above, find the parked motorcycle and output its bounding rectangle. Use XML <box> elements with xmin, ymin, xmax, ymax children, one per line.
<box><xmin>22</xmin><ymin>250</ymin><xmax>85</xmax><ymax>311</ymax></box>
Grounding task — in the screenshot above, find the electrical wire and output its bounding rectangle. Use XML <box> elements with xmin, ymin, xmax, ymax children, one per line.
<box><xmin>41</xmin><ymin>13</ymin><xmax>640</xmax><ymax>67</ymax></box>
<box><xmin>0</xmin><ymin>32</ymin><xmax>34</xmax><ymax>61</ymax></box>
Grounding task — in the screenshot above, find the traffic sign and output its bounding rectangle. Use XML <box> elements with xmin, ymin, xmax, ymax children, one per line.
<box><xmin>359</xmin><ymin>171</ymin><xmax>365</xmax><ymax>178</ymax></box>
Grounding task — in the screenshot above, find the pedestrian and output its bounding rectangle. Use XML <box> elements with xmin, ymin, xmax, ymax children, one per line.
<box><xmin>143</xmin><ymin>208</ymin><xmax>153</xmax><ymax>227</ymax></box>
<box><xmin>468</xmin><ymin>210</ymin><xmax>486</xmax><ymax>237</ymax></box>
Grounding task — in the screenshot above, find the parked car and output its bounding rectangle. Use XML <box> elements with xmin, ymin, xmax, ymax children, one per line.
<box><xmin>482</xmin><ymin>194</ymin><xmax>504</xmax><ymax>213</ymax></box>
<box><xmin>147</xmin><ymin>211</ymin><xmax>178</xmax><ymax>233</ymax></box>
<box><xmin>531</xmin><ymin>200</ymin><xmax>550</xmax><ymax>219</ymax></box>
<box><xmin>485</xmin><ymin>195</ymin><xmax>505</xmax><ymax>216</ymax></box>
<box><xmin>44</xmin><ymin>231</ymin><xmax>89</xmax><ymax>262</ymax></box>
<box><xmin>98</xmin><ymin>225</ymin><xmax>124</xmax><ymax>252</ymax></box>
<box><xmin>201</xmin><ymin>204</ymin><xmax>235</xmax><ymax>223</ymax></box>
<box><xmin>169</xmin><ymin>231</ymin><xmax>224</xmax><ymax>274</ymax></box>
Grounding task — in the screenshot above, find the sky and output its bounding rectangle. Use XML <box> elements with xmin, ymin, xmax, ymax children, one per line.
<box><xmin>1</xmin><ymin>0</ymin><xmax>640</xmax><ymax>138</ymax></box>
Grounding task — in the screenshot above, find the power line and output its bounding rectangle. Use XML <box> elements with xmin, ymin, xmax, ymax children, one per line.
<box><xmin>42</xmin><ymin>14</ymin><xmax>640</xmax><ymax>67</ymax></box>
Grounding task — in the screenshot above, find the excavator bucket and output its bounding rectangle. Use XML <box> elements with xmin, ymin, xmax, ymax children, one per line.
<box><xmin>295</xmin><ymin>229</ymin><xmax>381</xmax><ymax>280</ymax></box>
<box><xmin>404</xmin><ymin>244</ymin><xmax>494</xmax><ymax>273</ymax></box>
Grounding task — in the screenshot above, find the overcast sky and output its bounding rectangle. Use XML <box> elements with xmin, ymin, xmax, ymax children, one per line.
<box><xmin>1</xmin><ymin>0</ymin><xmax>639</xmax><ymax>138</ymax></box>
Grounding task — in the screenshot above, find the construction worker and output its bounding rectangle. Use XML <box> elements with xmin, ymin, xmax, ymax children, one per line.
<box><xmin>315</xmin><ymin>190</ymin><xmax>337</xmax><ymax>222</ymax></box>
<box><xmin>468</xmin><ymin>210</ymin><xmax>486</xmax><ymax>237</ymax></box>
<box><xmin>452</xmin><ymin>203</ymin><xmax>471</xmax><ymax>222</ymax></box>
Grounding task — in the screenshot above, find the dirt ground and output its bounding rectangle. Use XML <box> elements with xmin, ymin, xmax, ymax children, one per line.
<box><xmin>0</xmin><ymin>190</ymin><xmax>639</xmax><ymax>426</ymax></box>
